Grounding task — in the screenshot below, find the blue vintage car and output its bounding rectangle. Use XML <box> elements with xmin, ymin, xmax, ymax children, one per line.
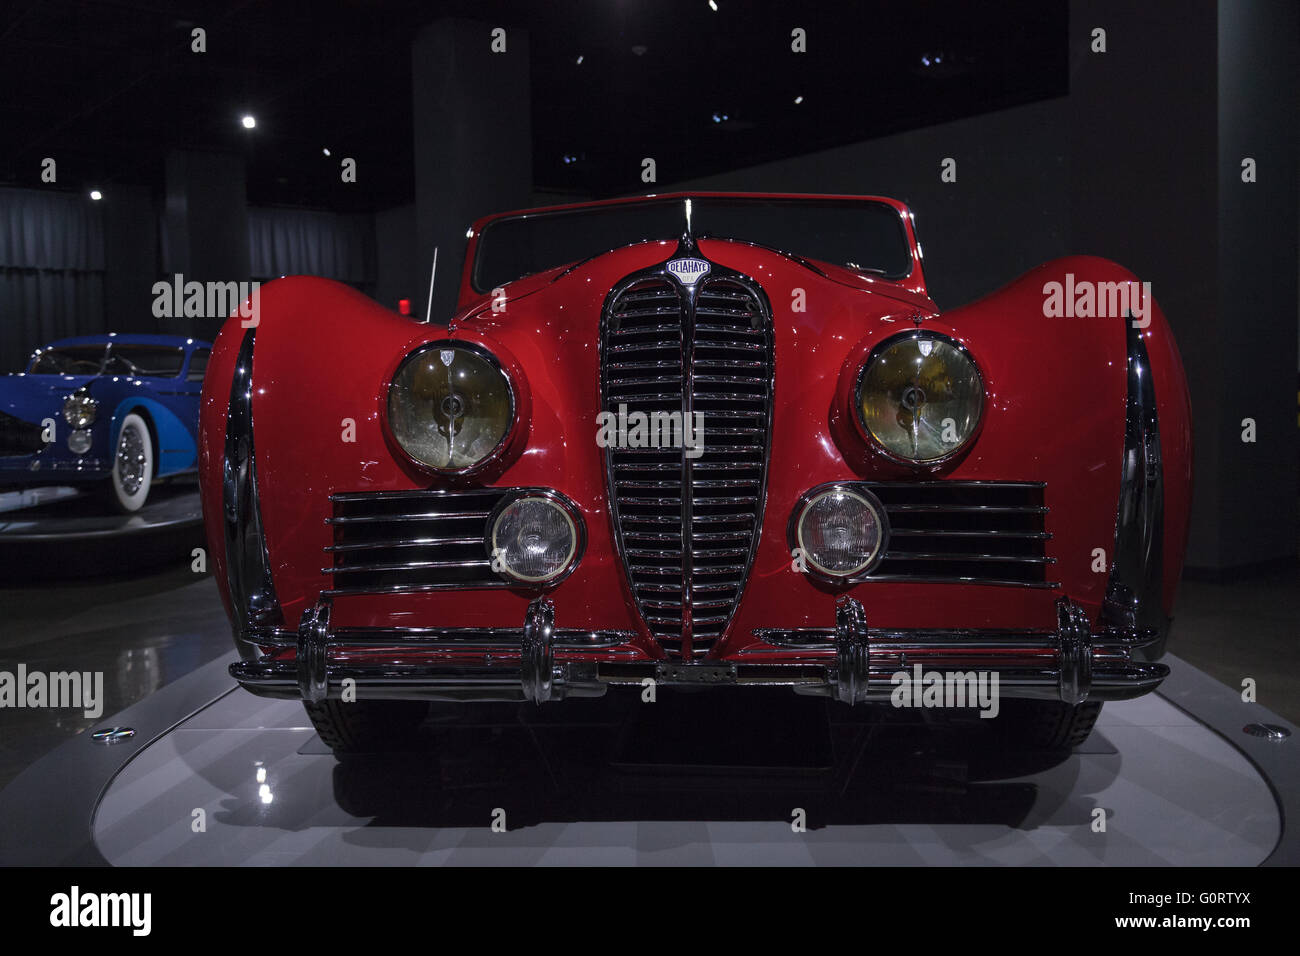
<box><xmin>0</xmin><ymin>334</ymin><xmax>210</xmax><ymax>511</ymax></box>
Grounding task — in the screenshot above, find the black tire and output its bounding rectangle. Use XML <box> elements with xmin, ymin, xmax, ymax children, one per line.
<box><xmin>302</xmin><ymin>699</ymin><xmax>430</xmax><ymax>754</ymax></box>
<box><xmin>995</xmin><ymin>699</ymin><xmax>1103</xmax><ymax>750</ymax></box>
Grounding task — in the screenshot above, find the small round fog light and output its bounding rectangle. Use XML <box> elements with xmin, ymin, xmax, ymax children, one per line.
<box><xmin>67</xmin><ymin>429</ymin><xmax>93</xmax><ymax>455</ymax></box>
<box><xmin>795</xmin><ymin>486</ymin><xmax>887</xmax><ymax>578</ymax></box>
<box><xmin>489</xmin><ymin>495</ymin><xmax>580</xmax><ymax>584</ymax></box>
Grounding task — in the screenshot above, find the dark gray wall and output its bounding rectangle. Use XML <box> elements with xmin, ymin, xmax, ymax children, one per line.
<box><xmin>1213</xmin><ymin>0</ymin><xmax>1298</xmax><ymax>566</ymax></box>
<box><xmin>162</xmin><ymin>149</ymin><xmax>250</xmax><ymax>342</ymax></box>
<box><xmin>373</xmin><ymin>202</ymin><xmax>418</xmax><ymax>314</ymax></box>
<box><xmin>412</xmin><ymin>19</ymin><xmax>532</xmax><ymax>324</ymax></box>
<box><xmin>663</xmin><ymin>99</ymin><xmax>1071</xmax><ymax>311</ymax></box>
<box><xmin>101</xmin><ymin>183</ymin><xmax>159</xmax><ymax>336</ymax></box>
<box><xmin>1068</xmin><ymin>1</ymin><xmax>1223</xmax><ymax>567</ymax></box>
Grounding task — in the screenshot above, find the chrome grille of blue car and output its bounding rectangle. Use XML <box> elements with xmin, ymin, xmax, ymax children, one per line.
<box><xmin>600</xmin><ymin>266</ymin><xmax>775</xmax><ymax>659</ymax></box>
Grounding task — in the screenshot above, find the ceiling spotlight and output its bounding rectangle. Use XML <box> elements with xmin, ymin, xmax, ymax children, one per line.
<box><xmin>241</xmin><ymin>114</ymin><xmax>256</xmax><ymax>129</ymax></box>
<box><xmin>89</xmin><ymin>189</ymin><xmax>102</xmax><ymax>201</ymax></box>
<box><xmin>322</xmin><ymin>147</ymin><xmax>331</xmax><ymax>156</ymax></box>
<box><xmin>576</xmin><ymin>54</ymin><xmax>584</xmax><ymax>65</ymax></box>
<box><xmin>711</xmin><ymin>112</ymin><xmax>730</xmax><ymax>124</ymax></box>
<box><xmin>794</xmin><ymin>95</ymin><xmax>803</xmax><ymax>105</ymax></box>
<box><xmin>708</xmin><ymin>0</ymin><xmax>718</xmax><ymax>10</ymax></box>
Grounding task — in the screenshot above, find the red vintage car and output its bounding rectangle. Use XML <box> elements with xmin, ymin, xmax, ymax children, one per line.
<box><xmin>198</xmin><ymin>193</ymin><xmax>1192</xmax><ymax>754</ymax></box>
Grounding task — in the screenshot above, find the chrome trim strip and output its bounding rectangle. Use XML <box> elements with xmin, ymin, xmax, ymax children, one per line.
<box><xmin>221</xmin><ymin>328</ymin><xmax>282</xmax><ymax>656</ymax></box>
<box><xmin>323</xmin><ymin>486</ymin><xmax>586</xmax><ymax>594</ymax></box>
<box><xmin>785</xmin><ymin>479</ymin><xmax>1055</xmax><ymax>587</ymax></box>
<box><xmin>1102</xmin><ymin>318</ymin><xmax>1167</xmax><ymax>657</ymax></box>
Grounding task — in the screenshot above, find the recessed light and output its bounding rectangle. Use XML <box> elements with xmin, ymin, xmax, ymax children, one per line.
<box><xmin>89</xmin><ymin>189</ymin><xmax>102</xmax><ymax>200</ymax></box>
<box><xmin>241</xmin><ymin>115</ymin><xmax>256</xmax><ymax>129</ymax></box>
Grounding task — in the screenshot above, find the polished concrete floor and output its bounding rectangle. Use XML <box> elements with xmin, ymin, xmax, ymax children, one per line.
<box><xmin>89</xmin><ymin>676</ymin><xmax>1278</xmax><ymax>865</ymax></box>
<box><xmin>0</xmin><ymin>561</ymin><xmax>1295</xmax><ymax>793</ymax></box>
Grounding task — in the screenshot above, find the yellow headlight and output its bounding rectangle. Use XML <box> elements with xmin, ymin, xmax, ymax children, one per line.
<box><xmin>856</xmin><ymin>333</ymin><xmax>983</xmax><ymax>463</ymax></box>
<box><xmin>387</xmin><ymin>343</ymin><xmax>514</xmax><ymax>472</ymax></box>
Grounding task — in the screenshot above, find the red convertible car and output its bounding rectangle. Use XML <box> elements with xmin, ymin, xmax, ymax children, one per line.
<box><xmin>198</xmin><ymin>193</ymin><xmax>1191</xmax><ymax>753</ymax></box>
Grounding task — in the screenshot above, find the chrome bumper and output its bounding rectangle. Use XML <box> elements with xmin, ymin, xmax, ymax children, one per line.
<box><xmin>229</xmin><ymin>595</ymin><xmax>1168</xmax><ymax>705</ymax></box>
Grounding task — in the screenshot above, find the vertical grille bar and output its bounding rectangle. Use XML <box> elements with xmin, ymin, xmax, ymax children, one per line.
<box><xmin>600</xmin><ymin>263</ymin><xmax>774</xmax><ymax>659</ymax></box>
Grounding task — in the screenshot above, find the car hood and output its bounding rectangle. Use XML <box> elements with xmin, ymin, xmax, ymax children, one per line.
<box><xmin>0</xmin><ymin>373</ymin><xmax>97</xmax><ymax>422</ymax></box>
<box><xmin>452</xmin><ymin>237</ymin><xmax>937</xmax><ymax>334</ymax></box>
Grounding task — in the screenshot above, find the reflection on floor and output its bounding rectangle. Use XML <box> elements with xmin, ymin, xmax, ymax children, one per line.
<box><xmin>0</xmin><ymin>566</ymin><xmax>229</xmax><ymax>790</ymax></box>
<box><xmin>92</xmin><ymin>683</ymin><xmax>1278</xmax><ymax>865</ymax></box>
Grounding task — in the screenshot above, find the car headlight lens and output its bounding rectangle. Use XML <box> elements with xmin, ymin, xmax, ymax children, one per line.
<box><xmin>856</xmin><ymin>333</ymin><xmax>983</xmax><ymax>463</ymax></box>
<box><xmin>62</xmin><ymin>392</ymin><xmax>97</xmax><ymax>429</ymax></box>
<box><xmin>387</xmin><ymin>343</ymin><xmax>514</xmax><ymax>472</ymax></box>
<box><xmin>795</xmin><ymin>487</ymin><xmax>887</xmax><ymax>578</ymax></box>
<box><xmin>489</xmin><ymin>495</ymin><xmax>579</xmax><ymax>584</ymax></box>
<box><xmin>67</xmin><ymin>429</ymin><xmax>93</xmax><ymax>455</ymax></box>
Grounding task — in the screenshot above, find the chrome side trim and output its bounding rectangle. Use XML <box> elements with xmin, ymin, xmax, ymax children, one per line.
<box><xmin>221</xmin><ymin>328</ymin><xmax>282</xmax><ymax>656</ymax></box>
<box><xmin>1102</xmin><ymin>318</ymin><xmax>1167</xmax><ymax>656</ymax></box>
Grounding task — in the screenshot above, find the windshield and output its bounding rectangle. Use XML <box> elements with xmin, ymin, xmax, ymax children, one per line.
<box><xmin>471</xmin><ymin>196</ymin><xmax>912</xmax><ymax>293</ymax></box>
<box><xmin>29</xmin><ymin>345</ymin><xmax>185</xmax><ymax>377</ymax></box>
<box><xmin>29</xmin><ymin>347</ymin><xmax>107</xmax><ymax>375</ymax></box>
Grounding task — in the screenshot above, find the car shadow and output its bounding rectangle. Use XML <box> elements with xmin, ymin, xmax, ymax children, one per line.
<box><xmin>313</xmin><ymin>688</ymin><xmax>1113</xmax><ymax>832</ymax></box>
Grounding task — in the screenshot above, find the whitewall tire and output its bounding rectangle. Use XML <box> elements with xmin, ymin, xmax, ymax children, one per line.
<box><xmin>108</xmin><ymin>412</ymin><xmax>154</xmax><ymax>512</ymax></box>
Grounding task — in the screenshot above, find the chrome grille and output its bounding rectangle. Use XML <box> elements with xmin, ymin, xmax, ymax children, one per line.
<box><xmin>324</xmin><ymin>489</ymin><xmax>509</xmax><ymax>595</ymax></box>
<box><xmin>601</xmin><ymin>267</ymin><xmax>774</xmax><ymax>658</ymax></box>
<box><xmin>865</xmin><ymin>481</ymin><xmax>1056</xmax><ymax>587</ymax></box>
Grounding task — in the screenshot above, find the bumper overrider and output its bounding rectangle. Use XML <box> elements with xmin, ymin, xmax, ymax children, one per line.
<box><xmin>222</xmin><ymin>311</ymin><xmax>1172</xmax><ymax>707</ymax></box>
<box><xmin>227</xmin><ymin>592</ymin><xmax>1168</xmax><ymax>704</ymax></box>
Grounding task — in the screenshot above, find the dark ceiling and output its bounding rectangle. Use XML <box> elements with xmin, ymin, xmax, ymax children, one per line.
<box><xmin>1</xmin><ymin>0</ymin><xmax>1067</xmax><ymax>211</ymax></box>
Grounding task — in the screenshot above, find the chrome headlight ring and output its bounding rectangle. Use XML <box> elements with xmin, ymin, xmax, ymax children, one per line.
<box><xmin>62</xmin><ymin>389</ymin><xmax>98</xmax><ymax>429</ymax></box>
<box><xmin>854</xmin><ymin>330</ymin><xmax>984</xmax><ymax>466</ymax></box>
<box><xmin>385</xmin><ymin>340</ymin><xmax>516</xmax><ymax>474</ymax></box>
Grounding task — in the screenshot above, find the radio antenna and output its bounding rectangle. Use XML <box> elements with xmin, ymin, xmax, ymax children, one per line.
<box><xmin>423</xmin><ymin>246</ymin><xmax>438</xmax><ymax>324</ymax></box>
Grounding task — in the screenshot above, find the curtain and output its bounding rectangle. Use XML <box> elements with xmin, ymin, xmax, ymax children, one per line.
<box><xmin>0</xmin><ymin>187</ymin><xmax>106</xmax><ymax>372</ymax></box>
<box><xmin>247</xmin><ymin>206</ymin><xmax>375</xmax><ymax>289</ymax></box>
